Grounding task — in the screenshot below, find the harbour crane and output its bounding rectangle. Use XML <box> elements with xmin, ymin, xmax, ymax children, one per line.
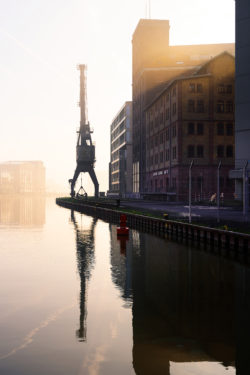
<box><xmin>69</xmin><ymin>65</ymin><xmax>99</xmax><ymax>197</ymax></box>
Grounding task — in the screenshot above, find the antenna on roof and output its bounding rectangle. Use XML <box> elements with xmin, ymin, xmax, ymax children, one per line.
<box><xmin>145</xmin><ymin>0</ymin><xmax>151</xmax><ymax>19</ymax></box>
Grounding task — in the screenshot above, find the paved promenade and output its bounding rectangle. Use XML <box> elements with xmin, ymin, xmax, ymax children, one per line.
<box><xmin>121</xmin><ymin>200</ymin><xmax>250</xmax><ymax>224</ymax></box>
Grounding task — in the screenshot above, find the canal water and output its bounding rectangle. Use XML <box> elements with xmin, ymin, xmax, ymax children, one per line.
<box><xmin>0</xmin><ymin>197</ymin><xmax>250</xmax><ymax>375</ymax></box>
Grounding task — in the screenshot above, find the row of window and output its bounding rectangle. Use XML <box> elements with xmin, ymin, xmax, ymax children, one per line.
<box><xmin>187</xmin><ymin>122</ymin><xmax>234</xmax><ymax>136</ymax></box>
<box><xmin>148</xmin><ymin>122</ymin><xmax>234</xmax><ymax>147</ymax></box>
<box><xmin>111</xmin><ymin>161</ymin><xmax>119</xmax><ymax>172</ymax></box>
<box><xmin>187</xmin><ymin>122</ymin><xmax>204</xmax><ymax>135</ymax></box>
<box><xmin>187</xmin><ymin>100</ymin><xmax>205</xmax><ymax>113</ymax></box>
<box><xmin>149</xmin><ymin>176</ymin><xmax>233</xmax><ymax>191</ymax></box>
<box><xmin>111</xmin><ymin>108</ymin><xmax>125</xmax><ymax>132</ymax></box>
<box><xmin>111</xmin><ymin>133</ymin><xmax>126</xmax><ymax>152</ymax></box>
<box><xmin>148</xmin><ymin>144</ymin><xmax>234</xmax><ymax>165</ymax></box>
<box><xmin>189</xmin><ymin>83</ymin><xmax>203</xmax><ymax>93</ymax></box>
<box><xmin>187</xmin><ymin>100</ymin><xmax>234</xmax><ymax>113</ymax></box>
<box><xmin>148</xmin><ymin>99</ymin><xmax>234</xmax><ymax>128</ymax></box>
<box><xmin>148</xmin><ymin>147</ymin><xmax>177</xmax><ymax>165</ymax></box>
<box><xmin>111</xmin><ymin>172</ymin><xmax>119</xmax><ymax>182</ymax></box>
<box><xmin>187</xmin><ymin>145</ymin><xmax>233</xmax><ymax>158</ymax></box>
<box><xmin>188</xmin><ymin>83</ymin><xmax>233</xmax><ymax>94</ymax></box>
<box><xmin>217</xmin><ymin>84</ymin><xmax>233</xmax><ymax>94</ymax></box>
<box><xmin>149</xmin><ymin>126</ymin><xmax>177</xmax><ymax>148</ymax></box>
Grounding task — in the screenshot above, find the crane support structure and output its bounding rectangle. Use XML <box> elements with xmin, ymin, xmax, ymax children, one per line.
<box><xmin>69</xmin><ymin>65</ymin><xmax>99</xmax><ymax>197</ymax></box>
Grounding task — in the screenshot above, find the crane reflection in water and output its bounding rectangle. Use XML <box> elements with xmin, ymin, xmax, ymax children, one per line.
<box><xmin>70</xmin><ymin>210</ymin><xmax>97</xmax><ymax>342</ymax></box>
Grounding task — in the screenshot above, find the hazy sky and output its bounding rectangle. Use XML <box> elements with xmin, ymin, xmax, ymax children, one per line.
<box><xmin>0</xmin><ymin>0</ymin><xmax>235</xmax><ymax>193</ymax></box>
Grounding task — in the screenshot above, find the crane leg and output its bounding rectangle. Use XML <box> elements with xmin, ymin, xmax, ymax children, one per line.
<box><xmin>89</xmin><ymin>169</ymin><xmax>99</xmax><ymax>198</ymax></box>
<box><xmin>70</xmin><ymin>167</ymin><xmax>81</xmax><ymax>197</ymax></box>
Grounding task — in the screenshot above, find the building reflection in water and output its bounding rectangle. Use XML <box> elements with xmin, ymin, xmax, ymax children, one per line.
<box><xmin>70</xmin><ymin>210</ymin><xmax>97</xmax><ymax>342</ymax></box>
<box><xmin>110</xmin><ymin>226</ymin><xmax>250</xmax><ymax>374</ymax></box>
<box><xmin>0</xmin><ymin>195</ymin><xmax>45</xmax><ymax>227</ymax></box>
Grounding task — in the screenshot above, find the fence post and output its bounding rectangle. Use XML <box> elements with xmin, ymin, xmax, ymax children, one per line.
<box><xmin>189</xmin><ymin>160</ymin><xmax>194</xmax><ymax>224</ymax></box>
<box><xmin>217</xmin><ymin>161</ymin><xmax>221</xmax><ymax>223</ymax></box>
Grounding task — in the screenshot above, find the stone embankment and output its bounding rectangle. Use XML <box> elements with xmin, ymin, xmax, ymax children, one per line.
<box><xmin>56</xmin><ymin>197</ymin><xmax>250</xmax><ymax>263</ymax></box>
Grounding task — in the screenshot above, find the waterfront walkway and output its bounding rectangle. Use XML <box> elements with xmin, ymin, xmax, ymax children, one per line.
<box><xmin>121</xmin><ymin>199</ymin><xmax>249</xmax><ymax>224</ymax></box>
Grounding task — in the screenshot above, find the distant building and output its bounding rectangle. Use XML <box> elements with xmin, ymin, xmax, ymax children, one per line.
<box><xmin>0</xmin><ymin>161</ymin><xmax>45</xmax><ymax>194</ymax></box>
<box><xmin>229</xmin><ymin>1</ymin><xmax>250</xmax><ymax>206</ymax></box>
<box><xmin>132</xmin><ymin>18</ymin><xmax>235</xmax><ymax>195</ymax></box>
<box><xmin>145</xmin><ymin>52</ymin><xmax>235</xmax><ymax>201</ymax></box>
<box><xmin>109</xmin><ymin>102</ymin><xmax>133</xmax><ymax>197</ymax></box>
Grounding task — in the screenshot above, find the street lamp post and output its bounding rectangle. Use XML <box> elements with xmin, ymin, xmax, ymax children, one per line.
<box><xmin>243</xmin><ymin>161</ymin><xmax>249</xmax><ymax>219</ymax></box>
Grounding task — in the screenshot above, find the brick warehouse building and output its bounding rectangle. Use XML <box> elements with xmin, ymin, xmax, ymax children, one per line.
<box><xmin>145</xmin><ymin>52</ymin><xmax>235</xmax><ymax>201</ymax></box>
<box><xmin>132</xmin><ymin>19</ymin><xmax>235</xmax><ymax>195</ymax></box>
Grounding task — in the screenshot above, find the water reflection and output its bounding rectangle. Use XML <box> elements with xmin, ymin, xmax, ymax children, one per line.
<box><xmin>110</xmin><ymin>224</ymin><xmax>133</xmax><ymax>302</ymax></box>
<box><xmin>71</xmin><ymin>210</ymin><xmax>97</xmax><ymax>342</ymax></box>
<box><xmin>0</xmin><ymin>195</ymin><xmax>45</xmax><ymax>227</ymax></box>
<box><xmin>110</xmin><ymin>226</ymin><xmax>250</xmax><ymax>375</ymax></box>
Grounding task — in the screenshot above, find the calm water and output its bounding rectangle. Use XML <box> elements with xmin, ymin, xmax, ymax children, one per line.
<box><xmin>0</xmin><ymin>197</ymin><xmax>250</xmax><ymax>375</ymax></box>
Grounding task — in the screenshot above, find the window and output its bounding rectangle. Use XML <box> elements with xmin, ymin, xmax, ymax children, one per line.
<box><xmin>226</xmin><ymin>123</ymin><xmax>233</xmax><ymax>136</ymax></box>
<box><xmin>197</xmin><ymin>145</ymin><xmax>204</xmax><ymax>158</ymax></box>
<box><xmin>218</xmin><ymin>84</ymin><xmax>226</xmax><ymax>94</ymax></box>
<box><xmin>217</xmin><ymin>145</ymin><xmax>224</xmax><ymax>158</ymax></box>
<box><xmin>173</xmin><ymin>146</ymin><xmax>177</xmax><ymax>159</ymax></box>
<box><xmin>189</xmin><ymin>83</ymin><xmax>195</xmax><ymax>93</ymax></box>
<box><xmin>187</xmin><ymin>145</ymin><xmax>195</xmax><ymax>158</ymax></box>
<box><xmin>226</xmin><ymin>145</ymin><xmax>233</xmax><ymax>158</ymax></box>
<box><xmin>197</xmin><ymin>83</ymin><xmax>203</xmax><ymax>93</ymax></box>
<box><xmin>155</xmin><ymin>135</ymin><xmax>158</xmax><ymax>146</ymax></box>
<box><xmin>155</xmin><ymin>154</ymin><xmax>158</xmax><ymax>164</ymax></box>
<box><xmin>155</xmin><ymin>179</ymin><xmax>158</xmax><ymax>192</ymax></box>
<box><xmin>160</xmin><ymin>151</ymin><xmax>163</xmax><ymax>163</ymax></box>
<box><xmin>166</xmin><ymin>108</ymin><xmax>170</xmax><ymax>120</ymax></box>
<box><xmin>197</xmin><ymin>123</ymin><xmax>204</xmax><ymax>135</ymax></box>
<box><xmin>217</xmin><ymin>101</ymin><xmax>224</xmax><ymax>113</ymax></box>
<box><xmin>227</xmin><ymin>85</ymin><xmax>232</xmax><ymax>94</ymax></box>
<box><xmin>173</xmin><ymin>87</ymin><xmax>176</xmax><ymax>96</ymax></box>
<box><xmin>173</xmin><ymin>103</ymin><xmax>176</xmax><ymax>114</ymax></box>
<box><xmin>160</xmin><ymin>112</ymin><xmax>164</xmax><ymax>124</ymax></box>
<box><xmin>172</xmin><ymin>125</ymin><xmax>176</xmax><ymax>137</ymax></box>
<box><xmin>172</xmin><ymin>177</ymin><xmax>177</xmax><ymax>189</ymax></box>
<box><xmin>166</xmin><ymin>128</ymin><xmax>169</xmax><ymax>141</ymax></box>
<box><xmin>160</xmin><ymin>133</ymin><xmax>164</xmax><ymax>144</ymax></box>
<box><xmin>188</xmin><ymin>100</ymin><xmax>195</xmax><ymax>112</ymax></box>
<box><xmin>188</xmin><ymin>122</ymin><xmax>195</xmax><ymax>135</ymax></box>
<box><xmin>166</xmin><ymin>149</ymin><xmax>170</xmax><ymax>161</ymax></box>
<box><xmin>197</xmin><ymin>100</ymin><xmax>204</xmax><ymax>113</ymax></box>
<box><xmin>217</xmin><ymin>123</ymin><xmax>224</xmax><ymax>135</ymax></box>
<box><xmin>226</xmin><ymin>101</ymin><xmax>234</xmax><ymax>113</ymax></box>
